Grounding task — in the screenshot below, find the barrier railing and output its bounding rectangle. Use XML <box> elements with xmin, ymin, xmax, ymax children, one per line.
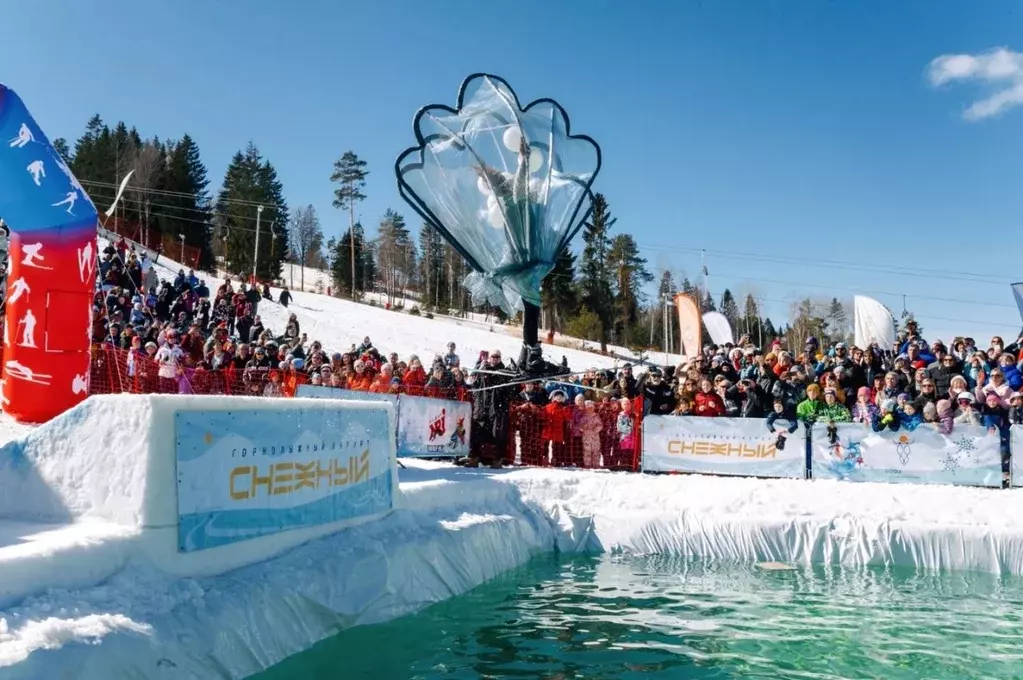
<box><xmin>85</xmin><ymin>344</ymin><xmax>1013</xmax><ymax>485</ymax></box>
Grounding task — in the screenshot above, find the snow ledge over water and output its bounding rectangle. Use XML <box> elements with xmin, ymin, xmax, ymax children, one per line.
<box><xmin>5</xmin><ymin>460</ymin><xmax>1023</xmax><ymax>678</ymax></box>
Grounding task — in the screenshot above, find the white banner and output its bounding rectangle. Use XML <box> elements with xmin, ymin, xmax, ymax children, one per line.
<box><xmin>811</xmin><ymin>423</ymin><xmax>1002</xmax><ymax>487</ymax></box>
<box><xmin>397</xmin><ymin>395</ymin><xmax>472</xmax><ymax>457</ymax></box>
<box><xmin>1012</xmin><ymin>425</ymin><xmax>1023</xmax><ymax>487</ymax></box>
<box><xmin>295</xmin><ymin>383</ymin><xmax>398</xmax><ymax>408</ymax></box>
<box><xmin>175</xmin><ymin>403</ymin><xmax>395</xmax><ymax>552</ymax></box>
<box><xmin>641</xmin><ymin>416</ymin><xmax>806</xmax><ymax>479</ymax></box>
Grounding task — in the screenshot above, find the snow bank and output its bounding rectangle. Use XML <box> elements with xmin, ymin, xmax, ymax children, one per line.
<box><xmin>5</xmin><ymin>394</ymin><xmax>1023</xmax><ymax>677</ymax></box>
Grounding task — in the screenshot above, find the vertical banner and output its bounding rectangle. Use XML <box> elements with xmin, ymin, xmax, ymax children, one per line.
<box><xmin>175</xmin><ymin>404</ymin><xmax>395</xmax><ymax>552</ymax></box>
<box><xmin>641</xmin><ymin>415</ymin><xmax>806</xmax><ymax>478</ymax></box>
<box><xmin>0</xmin><ymin>85</ymin><xmax>97</xmax><ymax>423</ymax></box>
<box><xmin>1012</xmin><ymin>283</ymin><xmax>1023</xmax><ymax>327</ymax></box>
<box><xmin>397</xmin><ymin>395</ymin><xmax>471</xmax><ymax>457</ymax></box>
<box><xmin>811</xmin><ymin>422</ymin><xmax>1002</xmax><ymax>487</ymax></box>
<box><xmin>674</xmin><ymin>293</ymin><xmax>702</xmax><ymax>359</ymax></box>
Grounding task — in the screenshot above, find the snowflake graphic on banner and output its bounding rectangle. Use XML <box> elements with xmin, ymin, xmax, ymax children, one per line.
<box><xmin>942</xmin><ymin>451</ymin><xmax>961</xmax><ymax>475</ymax></box>
<box><xmin>953</xmin><ymin>434</ymin><xmax>979</xmax><ymax>466</ymax></box>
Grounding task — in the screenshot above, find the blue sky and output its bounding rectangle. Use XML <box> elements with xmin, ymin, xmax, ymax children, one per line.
<box><xmin>5</xmin><ymin>0</ymin><xmax>1023</xmax><ymax>344</ymax></box>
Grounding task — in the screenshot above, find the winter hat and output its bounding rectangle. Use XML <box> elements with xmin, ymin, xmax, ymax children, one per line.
<box><xmin>551</xmin><ymin>389</ymin><xmax>567</xmax><ymax>400</ymax></box>
<box><xmin>1011</xmin><ymin>392</ymin><xmax>1023</xmax><ymax>401</ymax></box>
<box><xmin>936</xmin><ymin>399</ymin><xmax>953</xmax><ymax>416</ymax></box>
<box><xmin>881</xmin><ymin>399</ymin><xmax>897</xmax><ymax>412</ymax></box>
<box><xmin>957</xmin><ymin>392</ymin><xmax>975</xmax><ymax>404</ymax></box>
<box><xmin>986</xmin><ymin>393</ymin><xmax>1001</xmax><ymax>406</ymax></box>
<box><xmin>291</xmin><ymin>358</ymin><xmax>305</xmax><ymax>370</ymax></box>
<box><xmin>857</xmin><ymin>387</ymin><xmax>870</xmax><ymax>398</ymax></box>
<box><xmin>824</xmin><ymin>387</ymin><xmax>837</xmax><ymax>396</ymax></box>
<box><xmin>923</xmin><ymin>402</ymin><xmax>937</xmax><ymax>419</ymax></box>
<box><xmin>897</xmin><ymin>392</ymin><xmax>911</xmax><ymax>402</ymax></box>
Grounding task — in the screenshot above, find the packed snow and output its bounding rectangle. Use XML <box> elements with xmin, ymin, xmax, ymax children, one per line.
<box><xmin>0</xmin><ymin>235</ymin><xmax>1018</xmax><ymax>676</ymax></box>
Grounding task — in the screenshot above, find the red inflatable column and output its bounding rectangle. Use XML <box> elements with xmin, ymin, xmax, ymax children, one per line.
<box><xmin>0</xmin><ymin>84</ymin><xmax>98</xmax><ymax>423</ymax></box>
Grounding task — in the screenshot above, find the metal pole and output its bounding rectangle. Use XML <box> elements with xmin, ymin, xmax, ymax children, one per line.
<box><xmin>253</xmin><ymin>205</ymin><xmax>264</xmax><ymax>284</ymax></box>
<box><xmin>179</xmin><ymin>234</ymin><xmax>185</xmax><ymax>263</ymax></box>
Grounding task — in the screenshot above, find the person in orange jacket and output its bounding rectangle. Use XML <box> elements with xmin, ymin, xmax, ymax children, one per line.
<box><xmin>369</xmin><ymin>364</ymin><xmax>394</xmax><ymax>393</ymax></box>
<box><xmin>346</xmin><ymin>359</ymin><xmax>374</xmax><ymax>391</ymax></box>
<box><xmin>542</xmin><ymin>390</ymin><xmax>572</xmax><ymax>467</ymax></box>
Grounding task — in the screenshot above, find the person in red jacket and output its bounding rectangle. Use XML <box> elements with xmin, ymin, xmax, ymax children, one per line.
<box><xmin>694</xmin><ymin>378</ymin><xmax>725</xmax><ymax>416</ymax></box>
<box><xmin>402</xmin><ymin>357</ymin><xmax>428</xmax><ymax>396</ymax></box>
<box><xmin>542</xmin><ymin>390</ymin><xmax>572</xmax><ymax>467</ymax></box>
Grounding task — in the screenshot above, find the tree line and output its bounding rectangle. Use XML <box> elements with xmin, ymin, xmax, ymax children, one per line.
<box><xmin>63</xmin><ymin>115</ymin><xmax>857</xmax><ymax>354</ymax></box>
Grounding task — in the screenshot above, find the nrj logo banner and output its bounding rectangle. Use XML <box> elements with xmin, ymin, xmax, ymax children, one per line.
<box><xmin>397</xmin><ymin>395</ymin><xmax>471</xmax><ymax>458</ymax></box>
<box><xmin>641</xmin><ymin>415</ymin><xmax>806</xmax><ymax>479</ymax></box>
<box><xmin>174</xmin><ymin>406</ymin><xmax>394</xmax><ymax>552</ymax></box>
<box><xmin>811</xmin><ymin>422</ymin><xmax>1002</xmax><ymax>488</ymax></box>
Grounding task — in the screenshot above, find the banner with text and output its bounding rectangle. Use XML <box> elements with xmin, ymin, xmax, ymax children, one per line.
<box><xmin>175</xmin><ymin>404</ymin><xmax>394</xmax><ymax>552</ymax></box>
<box><xmin>295</xmin><ymin>383</ymin><xmax>399</xmax><ymax>408</ymax></box>
<box><xmin>1011</xmin><ymin>425</ymin><xmax>1023</xmax><ymax>488</ymax></box>
<box><xmin>811</xmin><ymin>422</ymin><xmax>1002</xmax><ymax>487</ymax></box>
<box><xmin>641</xmin><ymin>416</ymin><xmax>806</xmax><ymax>478</ymax></box>
<box><xmin>397</xmin><ymin>395</ymin><xmax>471</xmax><ymax>458</ymax></box>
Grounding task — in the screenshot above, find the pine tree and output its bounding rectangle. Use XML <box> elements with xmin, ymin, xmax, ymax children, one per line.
<box><xmin>578</xmin><ymin>193</ymin><xmax>615</xmax><ymax>352</ymax></box>
<box><xmin>742</xmin><ymin>293</ymin><xmax>763</xmax><ymax>347</ymax></box>
<box><xmin>720</xmin><ymin>289</ymin><xmax>740</xmax><ymax>331</ymax></box>
<box><xmin>825</xmin><ymin>297</ymin><xmax>848</xmax><ymax>345</ymax></box>
<box><xmin>71</xmin><ymin>115</ymin><xmax>114</xmax><ymax>185</ymax></box>
<box><xmin>162</xmin><ymin>134</ymin><xmax>214</xmax><ymax>270</ymax></box>
<box><xmin>700</xmin><ymin>289</ymin><xmax>716</xmax><ymax>313</ymax></box>
<box><xmin>607</xmin><ymin>233</ymin><xmax>653</xmax><ymax>342</ymax></box>
<box><xmin>418</xmin><ymin>224</ymin><xmax>446</xmax><ymax>310</ymax></box>
<box><xmin>216</xmin><ymin>143</ymin><xmax>289</xmax><ymax>281</ymax></box>
<box><xmin>375</xmin><ymin>209</ymin><xmax>415</xmax><ymax>305</ymax></box>
<box><xmin>541</xmin><ymin>245</ymin><xmax>577</xmax><ymax>334</ymax></box>
<box><xmin>332</xmin><ymin>222</ymin><xmax>374</xmax><ymax>297</ymax></box>
<box><xmin>330</xmin><ymin>151</ymin><xmax>369</xmax><ymax>299</ymax></box>
<box><xmin>52</xmin><ymin>138</ymin><xmax>72</xmax><ymax>164</ymax></box>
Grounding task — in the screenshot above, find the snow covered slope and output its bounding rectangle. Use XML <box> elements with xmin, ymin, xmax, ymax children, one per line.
<box><xmin>104</xmin><ymin>234</ymin><xmax>665</xmax><ymax>370</ymax></box>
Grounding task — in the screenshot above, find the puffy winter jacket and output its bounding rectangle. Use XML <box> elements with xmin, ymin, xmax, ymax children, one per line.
<box><xmin>694</xmin><ymin>391</ymin><xmax>725</xmax><ymax>417</ymax></box>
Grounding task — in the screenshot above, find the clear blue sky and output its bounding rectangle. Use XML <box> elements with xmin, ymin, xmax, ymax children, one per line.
<box><xmin>5</xmin><ymin>0</ymin><xmax>1023</xmax><ymax>344</ymax></box>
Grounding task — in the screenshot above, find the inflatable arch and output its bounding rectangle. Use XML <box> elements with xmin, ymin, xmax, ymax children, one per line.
<box><xmin>0</xmin><ymin>84</ymin><xmax>97</xmax><ymax>423</ymax></box>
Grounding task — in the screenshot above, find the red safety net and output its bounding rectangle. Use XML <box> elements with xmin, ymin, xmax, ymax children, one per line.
<box><xmin>506</xmin><ymin>397</ymin><xmax>644</xmax><ymax>472</ymax></box>
<box><xmin>89</xmin><ymin>345</ymin><xmax>473</xmax><ymax>402</ymax></box>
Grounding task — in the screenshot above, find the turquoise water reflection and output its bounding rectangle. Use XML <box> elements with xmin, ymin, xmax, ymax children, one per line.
<box><xmin>257</xmin><ymin>555</ymin><xmax>1023</xmax><ymax>679</ymax></box>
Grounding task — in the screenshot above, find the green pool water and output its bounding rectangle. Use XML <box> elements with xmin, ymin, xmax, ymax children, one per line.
<box><xmin>257</xmin><ymin>554</ymin><xmax>1023</xmax><ymax>679</ymax></box>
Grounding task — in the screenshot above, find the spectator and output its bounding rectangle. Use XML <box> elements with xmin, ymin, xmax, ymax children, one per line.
<box><xmin>443</xmin><ymin>342</ymin><xmax>460</xmax><ymax>369</ymax></box>
<box><xmin>279</xmin><ymin>287</ymin><xmax>292</xmax><ymax>308</ymax></box>
<box><xmin>819</xmin><ymin>388</ymin><xmax>851</xmax><ymax>422</ymax></box>
<box><xmin>642</xmin><ymin>367</ymin><xmax>675</xmax><ymax>416</ymax></box>
<box><xmin>694</xmin><ymin>378</ymin><xmax>725</xmax><ymax>417</ymax></box>
<box><xmin>797</xmin><ymin>384</ymin><xmax>824</xmax><ymax>423</ymax></box>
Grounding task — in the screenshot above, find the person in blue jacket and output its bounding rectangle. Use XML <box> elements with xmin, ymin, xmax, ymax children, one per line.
<box><xmin>872</xmin><ymin>399</ymin><xmax>902</xmax><ymax>432</ymax></box>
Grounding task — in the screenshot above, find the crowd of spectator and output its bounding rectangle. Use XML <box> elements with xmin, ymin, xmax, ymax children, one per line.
<box><xmin>90</xmin><ymin>237</ymin><xmax>1023</xmax><ymax>474</ymax></box>
<box><xmin>92</xmin><ymin>238</ymin><xmax>478</xmax><ymax>401</ymax></box>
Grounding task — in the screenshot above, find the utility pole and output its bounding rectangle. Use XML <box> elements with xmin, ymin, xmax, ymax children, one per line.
<box><xmin>178</xmin><ymin>234</ymin><xmax>185</xmax><ymax>264</ymax></box>
<box><xmin>253</xmin><ymin>205</ymin><xmax>264</xmax><ymax>285</ymax></box>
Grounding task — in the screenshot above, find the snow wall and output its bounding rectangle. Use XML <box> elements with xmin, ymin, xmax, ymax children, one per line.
<box><xmin>4</xmin><ymin>395</ymin><xmax>1023</xmax><ymax>678</ymax></box>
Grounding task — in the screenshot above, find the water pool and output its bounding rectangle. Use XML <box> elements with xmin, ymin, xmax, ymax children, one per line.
<box><xmin>257</xmin><ymin>555</ymin><xmax>1023</xmax><ymax>679</ymax></box>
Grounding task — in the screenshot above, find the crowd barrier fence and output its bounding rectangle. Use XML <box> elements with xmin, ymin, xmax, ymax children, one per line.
<box><xmin>84</xmin><ymin>344</ymin><xmax>1017</xmax><ymax>485</ymax></box>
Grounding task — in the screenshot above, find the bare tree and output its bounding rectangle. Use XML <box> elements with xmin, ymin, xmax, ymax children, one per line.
<box><xmin>129</xmin><ymin>141</ymin><xmax>163</xmax><ymax>246</ymax></box>
<box><xmin>288</xmin><ymin>205</ymin><xmax>324</xmax><ymax>291</ymax></box>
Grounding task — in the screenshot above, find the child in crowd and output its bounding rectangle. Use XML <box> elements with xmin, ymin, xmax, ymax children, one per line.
<box><xmin>873</xmin><ymin>399</ymin><xmax>901</xmax><ymax>432</ymax></box>
<box><xmin>954</xmin><ymin>393</ymin><xmax>982</xmax><ymax>426</ymax></box>
<box><xmin>578</xmin><ymin>401</ymin><xmax>603</xmax><ymax>468</ymax></box>
<box><xmin>851</xmin><ymin>387</ymin><xmax>878</xmax><ymax>424</ymax></box>
<box><xmin>1009</xmin><ymin>392</ymin><xmax>1023</xmax><ymax>426</ymax></box>
<box><xmin>901</xmin><ymin>401</ymin><xmax>922</xmax><ymax>430</ymax></box>
<box><xmin>542</xmin><ymin>390</ymin><xmax>571</xmax><ymax>467</ymax></box>
<box><xmin>615</xmin><ymin>398</ymin><xmax>636</xmax><ymax>471</ymax></box>
<box><xmin>935</xmin><ymin>399</ymin><xmax>955</xmax><ymax>435</ymax></box>
<box><xmin>765</xmin><ymin>399</ymin><xmax>798</xmax><ymax>450</ymax></box>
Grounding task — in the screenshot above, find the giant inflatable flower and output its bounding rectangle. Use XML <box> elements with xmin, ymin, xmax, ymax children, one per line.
<box><xmin>396</xmin><ymin>74</ymin><xmax>601</xmax><ymax>315</ymax></box>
